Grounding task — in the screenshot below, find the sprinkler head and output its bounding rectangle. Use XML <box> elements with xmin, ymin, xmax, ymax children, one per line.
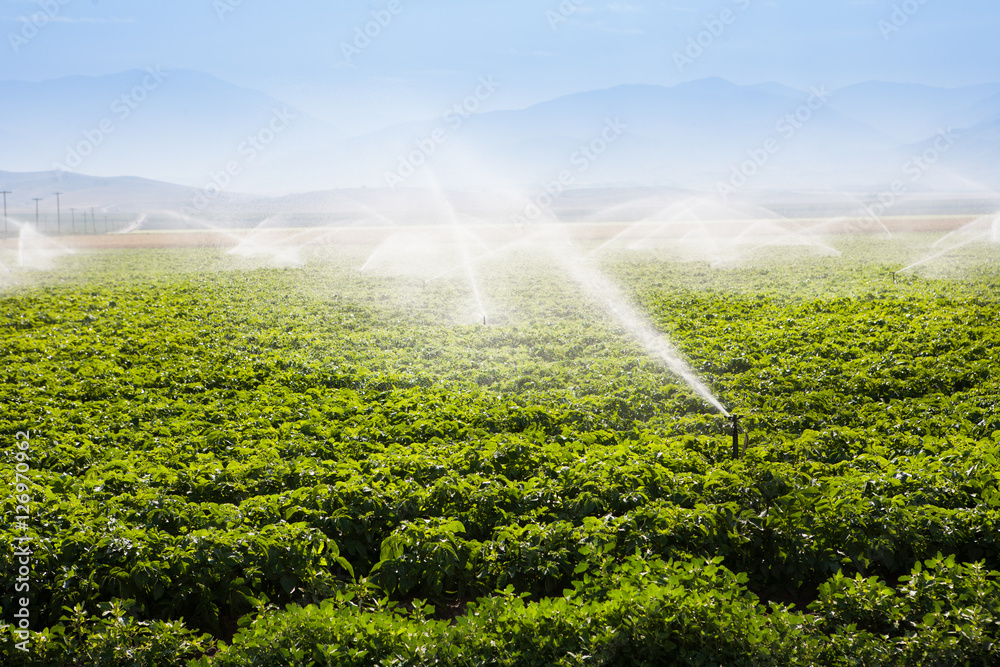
<box><xmin>730</xmin><ymin>414</ymin><xmax>743</xmax><ymax>460</ymax></box>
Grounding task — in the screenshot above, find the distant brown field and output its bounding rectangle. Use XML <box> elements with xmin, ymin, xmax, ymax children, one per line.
<box><xmin>0</xmin><ymin>214</ymin><xmax>981</xmax><ymax>252</ymax></box>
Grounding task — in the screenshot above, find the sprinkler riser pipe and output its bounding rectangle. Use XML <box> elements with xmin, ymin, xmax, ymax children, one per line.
<box><xmin>731</xmin><ymin>415</ymin><xmax>741</xmax><ymax>460</ymax></box>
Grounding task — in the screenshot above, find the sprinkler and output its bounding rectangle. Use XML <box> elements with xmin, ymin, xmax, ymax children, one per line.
<box><xmin>482</xmin><ymin>314</ymin><xmax>487</xmax><ymax>326</ymax></box>
<box><xmin>730</xmin><ymin>414</ymin><xmax>749</xmax><ymax>460</ymax></box>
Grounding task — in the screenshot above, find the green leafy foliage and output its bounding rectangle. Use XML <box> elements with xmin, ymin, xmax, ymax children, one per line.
<box><xmin>1</xmin><ymin>240</ymin><xmax>999</xmax><ymax>665</ymax></box>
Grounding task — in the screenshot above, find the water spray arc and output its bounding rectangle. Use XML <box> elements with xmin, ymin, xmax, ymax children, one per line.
<box><xmin>423</xmin><ymin>230</ymin><xmax>545</xmax><ymax>286</ymax></box>
<box><xmin>1</xmin><ymin>190</ymin><xmax>10</xmax><ymax>239</ymax></box>
<box><xmin>427</xmin><ymin>173</ymin><xmax>490</xmax><ymax>326</ymax></box>
<box><xmin>114</xmin><ymin>214</ymin><xmax>148</xmax><ymax>235</ymax></box>
<box><xmin>546</xmin><ymin>227</ymin><xmax>730</xmax><ymax>416</ymax></box>
<box><xmin>451</xmin><ymin>222</ymin><xmax>488</xmax><ymax>326</ymax></box>
<box><xmin>54</xmin><ymin>192</ymin><xmax>62</xmax><ymax>235</ymax></box>
<box><xmin>897</xmin><ymin>213</ymin><xmax>999</xmax><ymax>274</ymax></box>
<box><xmin>15</xmin><ymin>221</ymin><xmax>74</xmax><ymax>269</ymax></box>
<box><xmin>897</xmin><ymin>232</ymin><xmax>991</xmax><ymax>274</ymax></box>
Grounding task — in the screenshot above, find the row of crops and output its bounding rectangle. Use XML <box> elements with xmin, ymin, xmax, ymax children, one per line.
<box><xmin>2</xmin><ymin>241</ymin><xmax>1000</xmax><ymax>665</ymax></box>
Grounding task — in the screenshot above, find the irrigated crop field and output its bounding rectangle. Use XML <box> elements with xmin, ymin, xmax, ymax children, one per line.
<box><xmin>2</xmin><ymin>234</ymin><xmax>1000</xmax><ymax>666</ymax></box>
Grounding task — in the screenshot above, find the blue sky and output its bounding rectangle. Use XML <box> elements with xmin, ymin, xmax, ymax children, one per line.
<box><xmin>2</xmin><ymin>0</ymin><xmax>998</xmax><ymax>135</ymax></box>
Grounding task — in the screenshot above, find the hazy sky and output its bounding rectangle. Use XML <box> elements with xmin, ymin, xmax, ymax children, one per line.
<box><xmin>3</xmin><ymin>0</ymin><xmax>998</xmax><ymax>134</ymax></box>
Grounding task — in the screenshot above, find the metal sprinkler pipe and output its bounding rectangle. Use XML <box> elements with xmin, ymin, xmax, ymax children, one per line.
<box><xmin>730</xmin><ymin>414</ymin><xmax>751</xmax><ymax>459</ymax></box>
<box><xmin>731</xmin><ymin>415</ymin><xmax>741</xmax><ymax>459</ymax></box>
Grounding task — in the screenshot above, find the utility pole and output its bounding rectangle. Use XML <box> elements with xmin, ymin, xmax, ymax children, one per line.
<box><xmin>32</xmin><ymin>198</ymin><xmax>42</xmax><ymax>228</ymax></box>
<box><xmin>91</xmin><ymin>207</ymin><xmax>96</xmax><ymax>234</ymax></box>
<box><xmin>0</xmin><ymin>190</ymin><xmax>10</xmax><ymax>238</ymax></box>
<box><xmin>70</xmin><ymin>208</ymin><xmax>76</xmax><ymax>234</ymax></box>
<box><xmin>54</xmin><ymin>192</ymin><xmax>62</xmax><ymax>235</ymax></box>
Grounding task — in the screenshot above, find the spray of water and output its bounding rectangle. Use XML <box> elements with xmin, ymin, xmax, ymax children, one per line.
<box><xmin>451</xmin><ymin>224</ymin><xmax>488</xmax><ymax>324</ymax></box>
<box><xmin>228</xmin><ymin>223</ymin><xmax>305</xmax><ymax>267</ymax></box>
<box><xmin>898</xmin><ymin>231</ymin><xmax>991</xmax><ymax>274</ymax></box>
<box><xmin>743</xmin><ymin>230</ymin><xmax>843</xmax><ymax>258</ymax></box>
<box><xmin>582</xmin><ymin>199</ymin><xmax>697</xmax><ymax>258</ymax></box>
<box><xmin>546</xmin><ymin>226</ymin><xmax>730</xmax><ymax>415</ymax></box>
<box><xmin>17</xmin><ymin>223</ymin><xmax>74</xmax><ymax>270</ymax></box>
<box><xmin>584</xmin><ymin>196</ymin><xmax>846</xmax><ymax>266</ymax></box>
<box><xmin>427</xmin><ymin>175</ymin><xmax>489</xmax><ymax>324</ymax></box>
<box><xmin>424</xmin><ymin>230</ymin><xmax>544</xmax><ymax>285</ymax></box>
<box><xmin>112</xmin><ymin>214</ymin><xmax>147</xmax><ymax>235</ymax></box>
<box><xmin>930</xmin><ymin>214</ymin><xmax>996</xmax><ymax>248</ymax></box>
<box><xmin>360</xmin><ymin>229</ymin><xmax>451</xmax><ymax>275</ymax></box>
<box><xmin>151</xmin><ymin>209</ymin><xmax>305</xmax><ymax>267</ymax></box>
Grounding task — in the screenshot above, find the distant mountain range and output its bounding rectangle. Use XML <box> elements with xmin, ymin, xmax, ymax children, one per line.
<box><xmin>0</xmin><ymin>69</ymin><xmax>337</xmax><ymax>195</ymax></box>
<box><xmin>0</xmin><ymin>170</ymin><xmax>213</xmax><ymax>211</ymax></box>
<box><xmin>2</xmin><ymin>71</ymin><xmax>999</xmax><ymax>197</ymax></box>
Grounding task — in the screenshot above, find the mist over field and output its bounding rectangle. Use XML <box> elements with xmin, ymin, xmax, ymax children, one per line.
<box><xmin>2</xmin><ymin>3</ymin><xmax>1000</xmax><ymax>666</ymax></box>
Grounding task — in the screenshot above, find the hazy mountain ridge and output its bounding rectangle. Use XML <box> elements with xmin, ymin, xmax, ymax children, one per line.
<box><xmin>0</xmin><ymin>170</ymin><xmax>239</xmax><ymax>214</ymax></box>
<box><xmin>2</xmin><ymin>72</ymin><xmax>999</xmax><ymax>196</ymax></box>
<box><xmin>824</xmin><ymin>81</ymin><xmax>1000</xmax><ymax>143</ymax></box>
<box><xmin>0</xmin><ymin>69</ymin><xmax>339</xmax><ymax>194</ymax></box>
